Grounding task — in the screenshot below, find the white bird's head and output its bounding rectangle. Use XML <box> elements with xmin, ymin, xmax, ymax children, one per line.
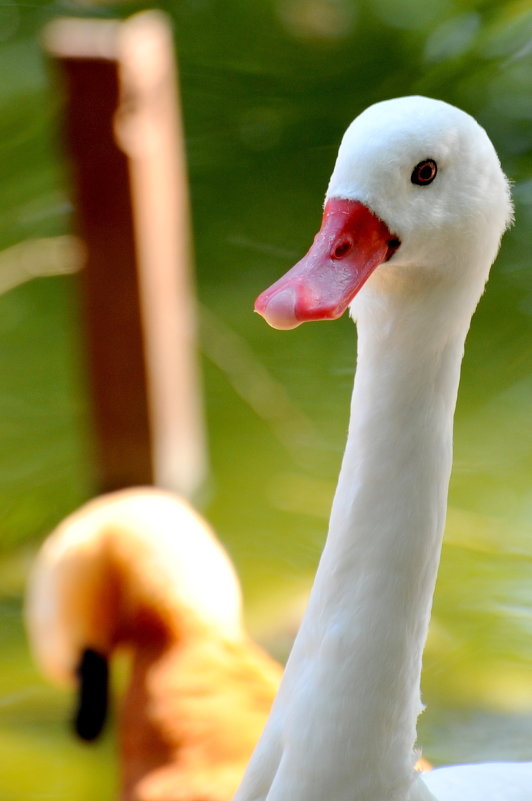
<box><xmin>255</xmin><ymin>96</ymin><xmax>513</xmax><ymax>331</ymax></box>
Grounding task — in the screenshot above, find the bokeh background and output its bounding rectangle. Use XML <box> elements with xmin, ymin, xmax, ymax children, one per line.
<box><xmin>0</xmin><ymin>0</ymin><xmax>531</xmax><ymax>798</ymax></box>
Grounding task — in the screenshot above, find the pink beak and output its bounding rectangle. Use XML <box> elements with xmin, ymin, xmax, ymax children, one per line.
<box><xmin>255</xmin><ymin>198</ymin><xmax>400</xmax><ymax>330</ymax></box>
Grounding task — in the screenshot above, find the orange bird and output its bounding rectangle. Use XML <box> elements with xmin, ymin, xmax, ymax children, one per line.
<box><xmin>26</xmin><ymin>488</ymin><xmax>282</xmax><ymax>801</ymax></box>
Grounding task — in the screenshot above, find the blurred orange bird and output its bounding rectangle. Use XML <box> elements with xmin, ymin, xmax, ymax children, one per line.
<box><xmin>25</xmin><ymin>488</ymin><xmax>282</xmax><ymax>801</ymax></box>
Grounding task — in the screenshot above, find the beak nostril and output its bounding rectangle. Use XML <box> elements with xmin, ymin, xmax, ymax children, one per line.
<box><xmin>332</xmin><ymin>239</ymin><xmax>353</xmax><ymax>260</ymax></box>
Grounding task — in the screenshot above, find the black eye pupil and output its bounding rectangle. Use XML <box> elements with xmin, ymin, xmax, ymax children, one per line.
<box><xmin>411</xmin><ymin>159</ymin><xmax>437</xmax><ymax>186</ymax></box>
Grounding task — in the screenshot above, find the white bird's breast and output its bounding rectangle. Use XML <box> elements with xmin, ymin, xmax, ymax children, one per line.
<box><xmin>419</xmin><ymin>762</ymin><xmax>532</xmax><ymax>801</ymax></box>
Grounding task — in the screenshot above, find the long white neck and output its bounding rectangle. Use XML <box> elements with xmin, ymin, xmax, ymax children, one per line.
<box><xmin>298</xmin><ymin>287</ymin><xmax>469</xmax><ymax>800</ymax></box>
<box><xmin>234</xmin><ymin>281</ymin><xmax>480</xmax><ymax>801</ymax></box>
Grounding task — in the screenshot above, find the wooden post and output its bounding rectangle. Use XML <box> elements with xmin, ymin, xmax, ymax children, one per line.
<box><xmin>43</xmin><ymin>12</ymin><xmax>207</xmax><ymax>498</ymax></box>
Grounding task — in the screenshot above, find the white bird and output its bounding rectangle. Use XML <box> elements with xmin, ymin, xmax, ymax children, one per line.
<box><xmin>234</xmin><ymin>96</ymin><xmax>532</xmax><ymax>801</ymax></box>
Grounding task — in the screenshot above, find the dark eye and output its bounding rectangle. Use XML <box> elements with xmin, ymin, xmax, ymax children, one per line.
<box><xmin>411</xmin><ymin>159</ymin><xmax>437</xmax><ymax>186</ymax></box>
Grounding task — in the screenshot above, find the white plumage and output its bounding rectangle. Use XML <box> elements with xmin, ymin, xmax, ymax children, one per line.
<box><xmin>235</xmin><ymin>96</ymin><xmax>531</xmax><ymax>801</ymax></box>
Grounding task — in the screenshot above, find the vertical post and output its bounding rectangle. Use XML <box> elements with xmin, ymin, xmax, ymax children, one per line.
<box><xmin>44</xmin><ymin>12</ymin><xmax>207</xmax><ymax>498</ymax></box>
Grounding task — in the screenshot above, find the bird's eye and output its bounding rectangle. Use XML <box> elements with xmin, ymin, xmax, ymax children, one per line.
<box><xmin>411</xmin><ymin>159</ymin><xmax>437</xmax><ymax>186</ymax></box>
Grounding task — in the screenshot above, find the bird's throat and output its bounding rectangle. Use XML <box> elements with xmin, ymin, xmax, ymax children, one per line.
<box><xmin>301</xmin><ymin>320</ymin><xmax>466</xmax><ymax>799</ymax></box>
<box><xmin>239</xmin><ymin>314</ymin><xmax>467</xmax><ymax>801</ymax></box>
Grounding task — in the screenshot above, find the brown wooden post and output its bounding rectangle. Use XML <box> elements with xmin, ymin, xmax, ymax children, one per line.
<box><xmin>43</xmin><ymin>12</ymin><xmax>207</xmax><ymax>497</ymax></box>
